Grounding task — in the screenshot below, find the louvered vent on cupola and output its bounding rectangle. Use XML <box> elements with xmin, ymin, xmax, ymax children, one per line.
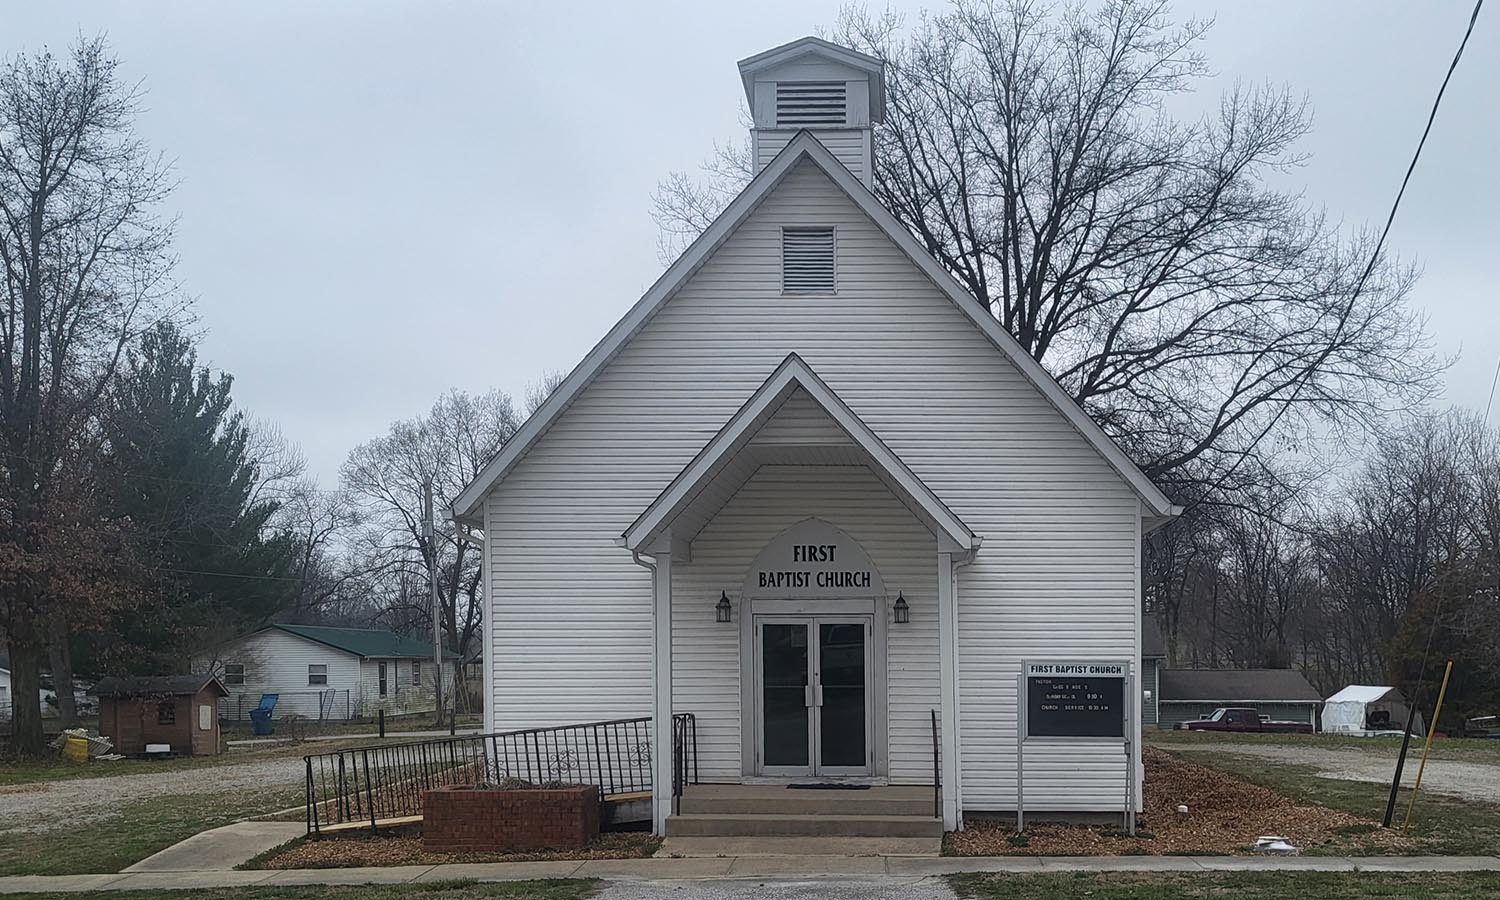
<box><xmin>782</xmin><ymin>227</ymin><xmax>836</xmax><ymax>294</ymax></box>
<box><xmin>775</xmin><ymin>81</ymin><xmax>848</xmax><ymax>127</ymax></box>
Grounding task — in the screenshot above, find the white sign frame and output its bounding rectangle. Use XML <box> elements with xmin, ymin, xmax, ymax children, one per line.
<box><xmin>1017</xmin><ymin>660</ymin><xmax>1135</xmax><ymax>835</ymax></box>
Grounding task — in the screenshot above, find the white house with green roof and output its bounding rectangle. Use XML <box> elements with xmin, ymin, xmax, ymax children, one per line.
<box><xmin>191</xmin><ymin>624</ymin><xmax>457</xmax><ymax>721</ymax></box>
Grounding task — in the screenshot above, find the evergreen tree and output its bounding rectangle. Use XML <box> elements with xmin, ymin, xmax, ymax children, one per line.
<box><xmin>94</xmin><ymin>323</ymin><xmax>298</xmax><ymax>672</ymax></box>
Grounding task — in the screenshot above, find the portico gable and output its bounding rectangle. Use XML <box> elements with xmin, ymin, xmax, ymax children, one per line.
<box><xmin>622</xmin><ymin>354</ymin><xmax>976</xmax><ymax>831</ymax></box>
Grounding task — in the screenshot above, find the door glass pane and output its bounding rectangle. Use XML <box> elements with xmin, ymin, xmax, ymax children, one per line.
<box><xmin>762</xmin><ymin>623</ymin><xmax>809</xmax><ymax>767</ymax></box>
<box><xmin>819</xmin><ymin>622</ymin><xmax>866</xmax><ymax>768</ymax></box>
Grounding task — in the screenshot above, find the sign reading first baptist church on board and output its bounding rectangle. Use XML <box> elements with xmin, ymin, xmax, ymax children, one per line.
<box><xmin>1024</xmin><ymin>661</ymin><xmax>1127</xmax><ymax>739</ymax></box>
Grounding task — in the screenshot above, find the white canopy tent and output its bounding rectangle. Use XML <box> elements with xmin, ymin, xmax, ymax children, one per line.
<box><xmin>1322</xmin><ymin>685</ymin><xmax>1424</xmax><ymax>735</ymax></box>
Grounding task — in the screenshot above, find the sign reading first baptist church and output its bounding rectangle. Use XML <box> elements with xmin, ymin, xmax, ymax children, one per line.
<box><xmin>748</xmin><ymin>519</ymin><xmax>883</xmax><ymax>598</ymax></box>
<box><xmin>1024</xmin><ymin>661</ymin><xmax>1127</xmax><ymax>739</ymax></box>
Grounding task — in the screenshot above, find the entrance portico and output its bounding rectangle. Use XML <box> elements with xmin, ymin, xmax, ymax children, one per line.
<box><xmin>620</xmin><ymin>354</ymin><xmax>979</xmax><ymax>833</ymax></box>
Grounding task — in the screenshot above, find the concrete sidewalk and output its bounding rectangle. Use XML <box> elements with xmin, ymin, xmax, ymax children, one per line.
<box><xmin>3</xmin><ymin>855</ymin><xmax>1499</xmax><ymax>894</ymax></box>
<box><xmin>123</xmin><ymin>822</ymin><xmax>306</xmax><ymax>873</ymax></box>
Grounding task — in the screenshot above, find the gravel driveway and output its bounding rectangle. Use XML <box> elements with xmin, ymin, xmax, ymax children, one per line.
<box><xmin>1172</xmin><ymin>742</ymin><xmax>1500</xmax><ymax>805</ymax></box>
<box><xmin>0</xmin><ymin>754</ymin><xmax>308</xmax><ymax>835</ymax></box>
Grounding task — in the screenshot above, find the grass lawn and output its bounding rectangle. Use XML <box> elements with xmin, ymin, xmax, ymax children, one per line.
<box><xmin>1146</xmin><ymin>729</ymin><xmax>1500</xmax><ymax>760</ymax></box>
<box><xmin>948</xmin><ymin>872</ymin><xmax>1500</xmax><ymax>899</ymax></box>
<box><xmin>0</xmin><ymin>785</ymin><xmax>305</xmax><ymax>876</ymax></box>
<box><xmin>1170</xmin><ymin>750</ymin><xmax>1500</xmax><ymax>856</ymax></box>
<box><xmin>0</xmin><ymin>881</ymin><xmax>598</xmax><ymax>900</ymax></box>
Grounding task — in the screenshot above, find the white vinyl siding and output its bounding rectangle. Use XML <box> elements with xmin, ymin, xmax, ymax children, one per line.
<box><xmin>189</xmin><ymin>629</ymin><xmax>361</xmax><ymax>721</ymax></box>
<box><xmin>754</xmin><ymin>129</ymin><xmax>870</xmax><ymax>183</ymax></box>
<box><xmin>1143</xmin><ymin>658</ymin><xmax>1159</xmax><ymax>725</ymax></box>
<box><xmin>486</xmin><ymin>158</ymin><xmax>1141</xmax><ymax>812</ymax></box>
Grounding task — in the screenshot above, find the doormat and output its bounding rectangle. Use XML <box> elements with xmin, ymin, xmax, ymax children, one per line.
<box><xmin>786</xmin><ymin>783</ymin><xmax>871</xmax><ymax>790</ymax></box>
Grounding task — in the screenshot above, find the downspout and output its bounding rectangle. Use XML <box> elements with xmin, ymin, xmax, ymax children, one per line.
<box><xmin>630</xmin><ymin>550</ymin><xmax>666</xmax><ymax>833</ymax></box>
<box><xmin>950</xmin><ymin>547</ymin><xmax>977</xmax><ymax>824</ymax></box>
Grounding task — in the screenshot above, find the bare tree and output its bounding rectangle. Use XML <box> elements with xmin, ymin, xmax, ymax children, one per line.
<box><xmin>341</xmin><ymin>389</ymin><xmax>523</xmax><ymax>691</ymax></box>
<box><xmin>0</xmin><ymin>38</ymin><xmax>179</xmax><ymax>754</ymax></box>
<box><xmin>655</xmin><ymin>0</ymin><xmax>1439</xmax><ymax>508</ymax></box>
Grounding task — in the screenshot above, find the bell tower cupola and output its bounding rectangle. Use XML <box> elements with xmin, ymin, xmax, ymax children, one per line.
<box><xmin>737</xmin><ymin>37</ymin><xmax>886</xmax><ymax>185</ymax></box>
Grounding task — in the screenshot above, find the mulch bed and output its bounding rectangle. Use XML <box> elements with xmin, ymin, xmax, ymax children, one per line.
<box><xmin>251</xmin><ymin>830</ymin><xmax>660</xmax><ymax>869</ymax></box>
<box><xmin>946</xmin><ymin>747</ymin><xmax>1414</xmax><ymax>856</ymax></box>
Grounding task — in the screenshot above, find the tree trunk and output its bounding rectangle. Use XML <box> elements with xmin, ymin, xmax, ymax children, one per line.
<box><xmin>47</xmin><ymin>613</ymin><xmax>78</xmax><ymax>727</ymax></box>
<box><xmin>6</xmin><ymin>604</ymin><xmax>46</xmax><ymax>756</ymax></box>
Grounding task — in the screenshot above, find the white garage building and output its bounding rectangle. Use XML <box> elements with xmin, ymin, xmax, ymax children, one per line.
<box><xmin>454</xmin><ymin>37</ymin><xmax>1179</xmax><ymax>835</ymax></box>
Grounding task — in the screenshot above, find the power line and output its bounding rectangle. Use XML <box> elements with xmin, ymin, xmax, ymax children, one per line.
<box><xmin>1486</xmin><ymin>352</ymin><xmax>1500</xmax><ymax>424</ymax></box>
<box><xmin>1199</xmin><ymin>0</ymin><xmax>1485</xmax><ymax>503</ymax></box>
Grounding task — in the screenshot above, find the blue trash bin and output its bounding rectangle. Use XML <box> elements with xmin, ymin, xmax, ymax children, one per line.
<box><xmin>249</xmin><ymin>707</ymin><xmax>274</xmax><ymax>736</ymax></box>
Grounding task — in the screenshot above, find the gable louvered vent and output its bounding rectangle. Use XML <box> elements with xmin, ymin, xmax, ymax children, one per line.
<box><xmin>775</xmin><ymin>82</ymin><xmax>847</xmax><ymax>126</ymax></box>
<box><xmin>782</xmin><ymin>227</ymin><xmax>836</xmax><ymax>294</ymax></box>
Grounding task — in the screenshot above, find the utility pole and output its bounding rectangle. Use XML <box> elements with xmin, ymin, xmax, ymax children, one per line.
<box><xmin>423</xmin><ymin>476</ymin><xmax>445</xmax><ymax>726</ymax></box>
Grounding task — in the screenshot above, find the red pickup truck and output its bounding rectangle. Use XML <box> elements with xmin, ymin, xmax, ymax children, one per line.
<box><xmin>1175</xmin><ymin>707</ymin><xmax>1314</xmax><ymax>734</ymax></box>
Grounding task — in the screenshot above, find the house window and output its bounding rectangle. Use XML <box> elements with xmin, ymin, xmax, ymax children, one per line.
<box><xmin>412</xmin><ymin>661</ymin><xmax>422</xmax><ymax>686</ymax></box>
<box><xmin>308</xmin><ymin>664</ymin><xmax>328</xmax><ymax>686</ymax></box>
<box><xmin>378</xmin><ymin>662</ymin><xmax>388</xmax><ymax>698</ymax></box>
<box><xmin>222</xmin><ymin>664</ymin><xmax>245</xmax><ymax>686</ymax></box>
<box><xmin>782</xmin><ymin>227</ymin><xmax>836</xmax><ymax>294</ymax></box>
<box><xmin>157</xmin><ymin>700</ymin><xmax>176</xmax><ymax>725</ymax></box>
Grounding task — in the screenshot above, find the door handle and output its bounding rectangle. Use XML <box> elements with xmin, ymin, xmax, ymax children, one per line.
<box><xmin>814</xmin><ymin>683</ymin><xmax>824</xmax><ymax>707</ymax></box>
<box><xmin>805</xmin><ymin>685</ymin><xmax>814</xmax><ymax>708</ymax></box>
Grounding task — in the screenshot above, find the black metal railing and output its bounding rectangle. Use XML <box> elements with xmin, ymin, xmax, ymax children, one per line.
<box><xmin>930</xmin><ymin>708</ymin><xmax>941</xmax><ymax>819</ymax></box>
<box><xmin>304</xmin><ymin>713</ymin><xmax>697</xmax><ymax>833</ymax></box>
<box><xmin>672</xmin><ymin>710</ymin><xmax>698</xmax><ymax>815</ymax></box>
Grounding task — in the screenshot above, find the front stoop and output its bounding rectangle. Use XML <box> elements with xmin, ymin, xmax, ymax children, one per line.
<box><xmin>666</xmin><ymin>784</ymin><xmax>942</xmax><ymax>841</ymax></box>
<box><xmin>658</xmin><ymin>835</ymin><xmax>942</xmax><ymax>857</ymax></box>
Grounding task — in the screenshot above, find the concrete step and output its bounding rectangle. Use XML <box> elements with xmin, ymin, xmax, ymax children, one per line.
<box><xmin>677</xmin><ymin>794</ymin><xmax>933</xmax><ymax>817</ymax></box>
<box><xmin>676</xmin><ymin>784</ymin><xmax>935</xmax><ymax>818</ymax></box>
<box><xmin>658</xmin><ymin>835</ymin><xmax>942</xmax><ymax>857</ymax></box>
<box><xmin>665</xmin><ymin>813</ymin><xmax>943</xmax><ymax>838</ymax></box>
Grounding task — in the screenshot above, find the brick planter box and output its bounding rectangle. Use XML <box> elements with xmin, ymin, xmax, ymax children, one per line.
<box><xmin>422</xmin><ymin>784</ymin><xmax>600</xmax><ymax>853</ymax></box>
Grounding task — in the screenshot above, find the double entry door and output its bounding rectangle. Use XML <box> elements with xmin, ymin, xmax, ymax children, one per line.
<box><xmin>756</xmin><ymin>616</ymin><xmax>872</xmax><ymax>776</ymax></box>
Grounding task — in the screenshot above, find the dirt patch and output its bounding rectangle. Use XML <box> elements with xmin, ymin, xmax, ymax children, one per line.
<box><xmin>947</xmin><ymin>747</ymin><xmax>1413</xmax><ymax>856</ymax></box>
<box><xmin>251</xmin><ymin>829</ymin><xmax>661</xmax><ymax>869</ymax></box>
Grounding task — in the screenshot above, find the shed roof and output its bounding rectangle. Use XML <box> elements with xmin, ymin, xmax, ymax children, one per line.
<box><xmin>90</xmin><ymin>675</ymin><xmax>228</xmax><ymax>698</ymax></box>
<box><xmin>268</xmin><ymin>624</ymin><xmax>457</xmax><ymax>660</ymax></box>
<box><xmin>1158</xmin><ymin>668</ymin><xmax>1322</xmax><ymax>704</ymax></box>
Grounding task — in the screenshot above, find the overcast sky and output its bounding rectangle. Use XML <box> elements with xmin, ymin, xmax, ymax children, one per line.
<box><xmin>9</xmin><ymin>1</ymin><xmax>1498</xmax><ymax>485</ymax></box>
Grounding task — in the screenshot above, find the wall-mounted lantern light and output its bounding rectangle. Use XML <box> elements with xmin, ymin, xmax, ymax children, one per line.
<box><xmin>893</xmin><ymin>592</ymin><xmax>910</xmax><ymax>624</ymax></box>
<box><xmin>716</xmin><ymin>591</ymin><xmax>733</xmax><ymax>624</ymax></box>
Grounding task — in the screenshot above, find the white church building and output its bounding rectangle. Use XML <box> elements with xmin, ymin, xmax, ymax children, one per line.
<box><xmin>454</xmin><ymin>37</ymin><xmax>1178</xmax><ymax>837</ymax></box>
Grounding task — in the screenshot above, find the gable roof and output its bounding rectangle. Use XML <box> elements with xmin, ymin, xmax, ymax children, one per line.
<box><xmin>737</xmin><ymin>36</ymin><xmax>886</xmax><ymax>123</ymax></box>
<box><xmin>266</xmin><ymin>624</ymin><xmax>456</xmax><ymax>660</ymax></box>
<box><xmin>1326</xmin><ymin>685</ymin><xmax>1404</xmax><ymax>705</ymax></box>
<box><xmin>90</xmin><ymin>675</ymin><xmax>228</xmax><ymax>698</ymax></box>
<box><xmin>1158</xmin><ymin>668</ymin><xmax>1323</xmax><ymax>704</ymax></box>
<box><xmin>622</xmin><ymin>353</ymin><xmax>978</xmax><ymax>555</ymax></box>
<box><xmin>453</xmin><ymin>132</ymin><xmax>1178</xmax><ymax>525</ymax></box>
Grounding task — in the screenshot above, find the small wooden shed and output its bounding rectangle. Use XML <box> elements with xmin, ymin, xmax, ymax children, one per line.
<box><xmin>90</xmin><ymin>675</ymin><xmax>228</xmax><ymax>757</ymax></box>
